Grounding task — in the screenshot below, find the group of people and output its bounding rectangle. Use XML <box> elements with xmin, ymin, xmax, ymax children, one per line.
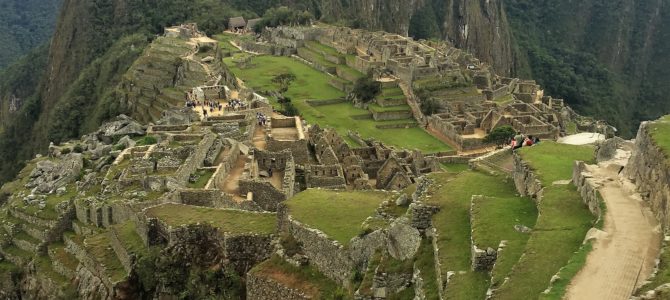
<box><xmin>510</xmin><ymin>134</ymin><xmax>540</xmax><ymax>150</ymax></box>
<box><xmin>257</xmin><ymin>112</ymin><xmax>268</xmax><ymax>126</ymax></box>
<box><xmin>228</xmin><ymin>99</ymin><xmax>246</xmax><ymax>111</ymax></box>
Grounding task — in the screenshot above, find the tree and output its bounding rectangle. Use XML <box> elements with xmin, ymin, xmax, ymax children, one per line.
<box><xmin>484</xmin><ymin>126</ymin><xmax>516</xmax><ymax>148</ymax></box>
<box><xmin>272</xmin><ymin>72</ymin><xmax>296</xmax><ymax>93</ymax></box>
<box><xmin>351</xmin><ymin>74</ymin><xmax>381</xmax><ymax>103</ymax></box>
<box><xmin>421</xmin><ymin>98</ymin><xmax>440</xmax><ymax>116</ymax></box>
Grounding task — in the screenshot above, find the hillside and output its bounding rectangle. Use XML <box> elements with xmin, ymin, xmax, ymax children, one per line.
<box><xmin>0</xmin><ymin>0</ymin><xmax>61</xmax><ymax>70</ymax></box>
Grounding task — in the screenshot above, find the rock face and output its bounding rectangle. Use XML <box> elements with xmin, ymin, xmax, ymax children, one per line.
<box><xmin>626</xmin><ymin>121</ymin><xmax>670</xmax><ymax>229</ymax></box>
<box><xmin>26</xmin><ymin>153</ymin><xmax>83</xmax><ymax>194</ymax></box>
<box><xmin>386</xmin><ymin>220</ymin><xmax>421</xmax><ymax>261</ymax></box>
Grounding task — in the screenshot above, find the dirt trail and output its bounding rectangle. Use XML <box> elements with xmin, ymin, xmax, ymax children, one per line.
<box><xmin>565</xmin><ymin>150</ymin><xmax>662</xmax><ymax>300</ymax></box>
<box><xmin>222</xmin><ymin>156</ymin><xmax>247</xmax><ymax>202</ymax></box>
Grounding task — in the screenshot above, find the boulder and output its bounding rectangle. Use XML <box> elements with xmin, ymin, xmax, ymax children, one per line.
<box><xmin>387</xmin><ymin>220</ymin><xmax>421</xmax><ymax>260</ymax></box>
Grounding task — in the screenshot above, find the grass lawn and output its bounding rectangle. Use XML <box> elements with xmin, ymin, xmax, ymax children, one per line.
<box><xmin>306</xmin><ymin>41</ymin><xmax>342</xmax><ymax>57</ymax></box>
<box><xmin>285</xmin><ymin>189</ymin><xmax>390</xmax><ymax>245</ymax></box>
<box><xmin>368</xmin><ymin>103</ymin><xmax>411</xmax><ymax>113</ymax></box>
<box><xmin>225</xmin><ymin>55</ymin><xmax>344</xmax><ymax>100</ymax></box>
<box><xmin>309</xmin><ymin>102</ymin><xmax>451</xmax><ymax>153</ymax></box>
<box><xmin>649</xmin><ymin>115</ymin><xmax>670</xmax><ymax>162</ymax></box>
<box><xmin>186</xmin><ymin>169</ymin><xmax>215</xmax><ymax>189</ymax></box>
<box><xmin>471</xmin><ymin>196</ymin><xmax>538</xmax><ymax>287</ymax></box>
<box><xmin>225</xmin><ymin>54</ymin><xmax>451</xmax><ymax>153</ymax></box>
<box><xmin>441</xmin><ymin>163</ymin><xmax>470</xmax><ymax>173</ymax></box>
<box><xmin>145</xmin><ymin>204</ymin><xmax>276</xmax><ymax>235</ymax></box>
<box><xmin>84</xmin><ymin>233</ymin><xmax>127</xmax><ymax>283</ymax></box>
<box><xmin>425</xmin><ymin>171</ymin><xmax>525</xmax><ymax>299</ymax></box>
<box><xmin>494</xmin><ymin>144</ymin><xmax>595</xmax><ymax>300</ymax></box>
<box><xmin>518</xmin><ymin>142</ymin><xmax>595</xmax><ymax>185</ymax></box>
<box><xmin>251</xmin><ymin>255</ymin><xmax>351</xmax><ymax>299</ymax></box>
<box><xmin>114</xmin><ymin>221</ymin><xmax>147</xmax><ymax>256</ymax></box>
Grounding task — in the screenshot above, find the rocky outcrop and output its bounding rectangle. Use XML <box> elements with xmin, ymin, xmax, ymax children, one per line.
<box><xmin>626</xmin><ymin>121</ymin><xmax>670</xmax><ymax>229</ymax></box>
<box><xmin>246</xmin><ymin>270</ymin><xmax>311</xmax><ymax>300</ymax></box>
<box><xmin>512</xmin><ymin>153</ymin><xmax>543</xmax><ymax>200</ymax></box>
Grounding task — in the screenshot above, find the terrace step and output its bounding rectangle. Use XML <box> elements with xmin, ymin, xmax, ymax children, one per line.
<box><xmin>48</xmin><ymin>243</ymin><xmax>79</xmax><ymax>279</ymax></box>
<box><xmin>22</xmin><ymin>222</ymin><xmax>49</xmax><ymax>241</ymax></box>
<box><xmin>72</xmin><ymin>220</ymin><xmax>101</xmax><ymax>236</ymax></box>
<box><xmin>9</xmin><ymin>206</ymin><xmax>56</xmax><ymax>228</ymax></box>
<box><xmin>83</xmin><ymin>233</ymin><xmax>129</xmax><ymax>284</ymax></box>
<box><xmin>0</xmin><ymin>244</ymin><xmax>33</xmax><ymax>266</ymax></box>
<box><xmin>12</xmin><ymin>229</ymin><xmax>41</xmax><ymax>253</ymax></box>
<box><xmin>34</xmin><ymin>256</ymin><xmax>71</xmax><ymax>286</ymax></box>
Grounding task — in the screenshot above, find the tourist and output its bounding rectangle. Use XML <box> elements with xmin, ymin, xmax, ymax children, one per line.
<box><xmin>513</xmin><ymin>133</ymin><xmax>524</xmax><ymax>150</ymax></box>
<box><xmin>268</xmin><ymin>168</ymin><xmax>273</xmax><ymax>177</ymax></box>
<box><xmin>533</xmin><ymin>136</ymin><xmax>541</xmax><ymax>144</ymax></box>
<box><xmin>525</xmin><ymin>136</ymin><xmax>534</xmax><ymax>147</ymax></box>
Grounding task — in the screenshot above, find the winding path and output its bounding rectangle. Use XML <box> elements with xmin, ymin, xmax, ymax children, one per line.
<box><xmin>565</xmin><ymin>149</ymin><xmax>662</xmax><ymax>300</ymax></box>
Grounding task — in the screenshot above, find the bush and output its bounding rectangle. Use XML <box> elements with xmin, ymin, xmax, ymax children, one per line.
<box><xmin>254</xmin><ymin>7</ymin><xmax>313</xmax><ymax>33</ymax></box>
<box><xmin>136</xmin><ymin>136</ymin><xmax>158</xmax><ymax>146</ymax></box>
<box><xmin>484</xmin><ymin>126</ymin><xmax>516</xmax><ymax>147</ymax></box>
<box><xmin>421</xmin><ymin>98</ymin><xmax>440</xmax><ymax>116</ymax></box>
<box><xmin>61</xmin><ymin>148</ymin><xmax>72</xmax><ymax>155</ymax></box>
<box><xmin>73</xmin><ymin>144</ymin><xmax>84</xmax><ymax>153</ymax></box>
<box><xmin>351</xmin><ymin>74</ymin><xmax>381</xmax><ymax>103</ymax></box>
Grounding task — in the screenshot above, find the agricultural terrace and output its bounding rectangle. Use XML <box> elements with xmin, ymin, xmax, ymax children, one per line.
<box><xmin>284</xmin><ymin>189</ymin><xmax>390</xmax><ymax>245</ymax></box>
<box><xmin>217</xmin><ymin>36</ymin><xmax>452</xmax><ymax>153</ymax></box>
<box><xmin>145</xmin><ymin>203</ymin><xmax>276</xmax><ymax>235</ymax></box>
<box><xmin>494</xmin><ymin>142</ymin><xmax>596</xmax><ymax>300</ymax></box>
<box><xmin>423</xmin><ymin>171</ymin><xmax>537</xmax><ymax>299</ymax></box>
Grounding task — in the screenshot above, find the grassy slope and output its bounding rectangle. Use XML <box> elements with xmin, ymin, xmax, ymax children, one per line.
<box><xmin>649</xmin><ymin>115</ymin><xmax>670</xmax><ymax>162</ymax></box>
<box><xmin>471</xmin><ymin>196</ymin><xmax>538</xmax><ymax>287</ymax></box>
<box><xmin>285</xmin><ymin>189</ymin><xmax>389</xmax><ymax>245</ymax></box>
<box><xmin>425</xmin><ymin>171</ymin><xmax>527</xmax><ymax>299</ymax></box>
<box><xmin>225</xmin><ymin>55</ymin><xmax>451</xmax><ymax>152</ymax></box>
<box><xmin>494</xmin><ymin>142</ymin><xmax>595</xmax><ymax>300</ymax></box>
<box><xmin>145</xmin><ymin>204</ymin><xmax>276</xmax><ymax>235</ymax></box>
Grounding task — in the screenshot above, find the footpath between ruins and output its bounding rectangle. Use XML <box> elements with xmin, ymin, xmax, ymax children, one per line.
<box><xmin>565</xmin><ymin>147</ymin><xmax>662</xmax><ymax>299</ymax></box>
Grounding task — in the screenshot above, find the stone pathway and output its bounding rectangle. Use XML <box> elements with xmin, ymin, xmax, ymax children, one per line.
<box><xmin>565</xmin><ymin>150</ymin><xmax>662</xmax><ymax>300</ymax></box>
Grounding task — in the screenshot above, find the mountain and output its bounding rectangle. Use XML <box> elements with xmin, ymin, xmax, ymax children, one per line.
<box><xmin>0</xmin><ymin>0</ymin><xmax>61</xmax><ymax>70</ymax></box>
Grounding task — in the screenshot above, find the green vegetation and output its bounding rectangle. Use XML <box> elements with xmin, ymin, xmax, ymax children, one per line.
<box><xmin>484</xmin><ymin>126</ymin><xmax>516</xmax><ymax>148</ymax></box>
<box><xmin>415</xmin><ymin>238</ymin><xmax>440</xmax><ymax>299</ymax></box>
<box><xmin>252</xmin><ymin>6</ymin><xmax>313</xmax><ymax>33</ymax></box>
<box><xmin>0</xmin><ymin>0</ymin><xmax>60</xmax><ymax>70</ymax></box>
<box><xmin>637</xmin><ymin>240</ymin><xmax>670</xmax><ymax>295</ymax></box>
<box><xmin>135</xmin><ymin>135</ymin><xmax>158</xmax><ymax>146</ymax></box>
<box><xmin>227</xmin><ymin>55</ymin><xmax>451</xmax><ymax>152</ymax></box>
<box><xmin>285</xmin><ymin>189</ymin><xmax>390</xmax><ymax>245</ymax></box>
<box><xmin>368</xmin><ymin>103</ymin><xmax>411</xmax><ymax>113</ymax></box>
<box><xmin>84</xmin><ymin>233</ymin><xmax>127</xmax><ymax>283</ymax></box>
<box><xmin>471</xmin><ymin>196</ymin><xmax>538</xmax><ymax>287</ymax></box>
<box><xmin>251</xmin><ymin>255</ymin><xmax>351</xmax><ymax>299</ymax></box>
<box><xmin>352</xmin><ymin>74</ymin><xmax>382</xmax><ymax>103</ymax></box>
<box><xmin>539</xmin><ymin>242</ymin><xmax>593</xmax><ymax>300</ymax></box>
<box><xmin>187</xmin><ymin>169</ymin><xmax>215</xmax><ymax>189</ymax></box>
<box><xmin>441</xmin><ymin>163</ymin><xmax>470</xmax><ymax>173</ymax></box>
<box><xmin>425</xmin><ymin>171</ymin><xmax>527</xmax><ymax>299</ymax></box>
<box><xmin>519</xmin><ymin>142</ymin><xmax>595</xmax><ymax>185</ymax></box>
<box><xmin>494</xmin><ymin>142</ymin><xmax>595</xmax><ymax>300</ymax></box>
<box><xmin>145</xmin><ymin>204</ymin><xmax>276</xmax><ymax>235</ymax></box>
<box><xmin>15</xmin><ymin>184</ymin><xmax>77</xmax><ymax>220</ymax></box>
<box><xmin>649</xmin><ymin>115</ymin><xmax>670</xmax><ymax>162</ymax></box>
<box><xmin>114</xmin><ymin>221</ymin><xmax>148</xmax><ymax>256</ymax></box>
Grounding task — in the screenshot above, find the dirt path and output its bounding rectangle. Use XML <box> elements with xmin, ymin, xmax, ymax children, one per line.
<box><xmin>565</xmin><ymin>151</ymin><xmax>661</xmax><ymax>300</ymax></box>
<box><xmin>253</xmin><ymin>126</ymin><xmax>266</xmax><ymax>150</ymax></box>
<box><xmin>222</xmin><ymin>156</ymin><xmax>247</xmax><ymax>201</ymax></box>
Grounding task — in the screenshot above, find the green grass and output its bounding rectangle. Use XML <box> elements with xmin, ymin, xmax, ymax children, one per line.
<box><xmin>226</xmin><ymin>55</ymin><xmax>344</xmax><ymax>100</ymax></box>
<box><xmin>145</xmin><ymin>204</ymin><xmax>276</xmax><ymax>235</ymax></box>
<box><xmin>415</xmin><ymin>237</ymin><xmax>440</xmax><ymax>299</ymax></box>
<box><xmin>34</xmin><ymin>256</ymin><xmax>69</xmax><ymax>284</ymax></box>
<box><xmin>637</xmin><ymin>239</ymin><xmax>670</xmax><ymax>295</ymax></box>
<box><xmin>225</xmin><ymin>54</ymin><xmax>451</xmax><ymax>153</ymax></box>
<box><xmin>495</xmin><ymin>94</ymin><xmax>515</xmax><ymax>105</ymax></box>
<box><xmin>425</xmin><ymin>171</ymin><xmax>525</xmax><ymax>299</ymax></box>
<box><xmin>50</xmin><ymin>243</ymin><xmax>79</xmax><ymax>271</ymax></box>
<box><xmin>84</xmin><ymin>233</ymin><xmax>127</xmax><ymax>283</ymax></box>
<box><xmin>471</xmin><ymin>196</ymin><xmax>538</xmax><ymax>287</ymax></box>
<box><xmin>308</xmin><ymin>102</ymin><xmax>451</xmax><ymax>153</ymax></box>
<box><xmin>285</xmin><ymin>189</ymin><xmax>390</xmax><ymax>245</ymax></box>
<box><xmin>494</xmin><ymin>144</ymin><xmax>595</xmax><ymax>300</ymax></box>
<box><xmin>539</xmin><ymin>242</ymin><xmax>594</xmax><ymax>300</ymax></box>
<box><xmin>368</xmin><ymin>103</ymin><xmax>411</xmax><ymax>113</ymax></box>
<box><xmin>305</xmin><ymin>41</ymin><xmax>342</xmax><ymax>57</ymax></box>
<box><xmin>518</xmin><ymin>142</ymin><xmax>595</xmax><ymax>185</ymax></box>
<box><xmin>441</xmin><ymin>163</ymin><xmax>470</xmax><ymax>173</ymax></box>
<box><xmin>114</xmin><ymin>221</ymin><xmax>147</xmax><ymax>256</ymax></box>
<box><xmin>213</xmin><ymin>33</ymin><xmax>243</xmax><ymax>55</ymax></box>
<box><xmin>15</xmin><ymin>184</ymin><xmax>77</xmax><ymax>220</ymax></box>
<box><xmin>186</xmin><ymin>169</ymin><xmax>215</xmax><ymax>189</ymax></box>
<box><xmin>649</xmin><ymin>115</ymin><xmax>670</xmax><ymax>162</ymax></box>
<box><xmin>251</xmin><ymin>255</ymin><xmax>352</xmax><ymax>299</ymax></box>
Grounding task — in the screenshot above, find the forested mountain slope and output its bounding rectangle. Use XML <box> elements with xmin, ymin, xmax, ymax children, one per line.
<box><xmin>0</xmin><ymin>0</ymin><xmax>61</xmax><ymax>70</ymax></box>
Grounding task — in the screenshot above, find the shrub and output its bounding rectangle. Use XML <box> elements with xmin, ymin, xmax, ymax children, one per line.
<box><xmin>351</xmin><ymin>74</ymin><xmax>381</xmax><ymax>103</ymax></box>
<box><xmin>484</xmin><ymin>126</ymin><xmax>517</xmax><ymax>148</ymax></box>
<box><xmin>73</xmin><ymin>144</ymin><xmax>84</xmax><ymax>153</ymax></box>
<box><xmin>61</xmin><ymin>148</ymin><xmax>72</xmax><ymax>155</ymax></box>
<box><xmin>136</xmin><ymin>136</ymin><xmax>158</xmax><ymax>146</ymax></box>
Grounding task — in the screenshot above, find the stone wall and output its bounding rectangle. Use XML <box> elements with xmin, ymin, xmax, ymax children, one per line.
<box><xmin>371</xmin><ymin>110</ymin><xmax>413</xmax><ymax>121</ymax></box>
<box><xmin>240</xmin><ymin>180</ymin><xmax>287</xmax><ymax>212</ymax></box>
<box><xmin>511</xmin><ymin>153</ymin><xmax>543</xmax><ymax>200</ymax></box>
<box><xmin>572</xmin><ymin>161</ymin><xmax>605</xmax><ymax>222</ymax></box>
<box><xmin>246</xmin><ymin>271</ymin><xmax>311</xmax><ymax>300</ymax></box>
<box><xmin>626</xmin><ymin>121</ymin><xmax>670</xmax><ymax>229</ymax></box>
<box><xmin>174</xmin><ymin>133</ymin><xmax>216</xmax><ymax>185</ymax></box>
